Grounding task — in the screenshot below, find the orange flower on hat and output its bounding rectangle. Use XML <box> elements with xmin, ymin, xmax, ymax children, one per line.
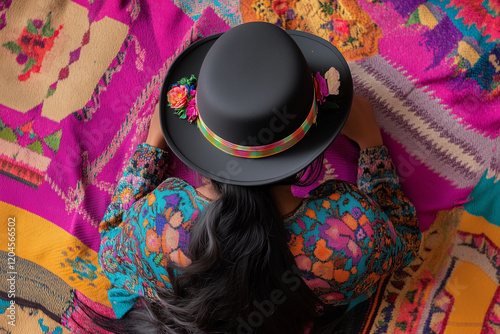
<box><xmin>167</xmin><ymin>75</ymin><xmax>199</xmax><ymax>122</ymax></box>
<box><xmin>167</xmin><ymin>85</ymin><xmax>188</xmax><ymax>109</ymax></box>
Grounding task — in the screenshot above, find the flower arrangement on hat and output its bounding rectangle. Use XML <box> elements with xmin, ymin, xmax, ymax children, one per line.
<box><xmin>167</xmin><ymin>74</ymin><xmax>199</xmax><ymax>122</ymax></box>
<box><xmin>167</xmin><ymin>67</ymin><xmax>341</xmax><ymax>124</ymax></box>
<box><xmin>314</xmin><ymin>67</ymin><xmax>341</xmax><ymax>105</ymax></box>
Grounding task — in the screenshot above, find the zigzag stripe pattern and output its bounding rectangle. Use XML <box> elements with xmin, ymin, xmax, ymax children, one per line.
<box><xmin>74</xmin><ymin>42</ymin><xmax>127</xmax><ymax>122</ymax></box>
<box><xmin>454</xmin><ymin>231</ymin><xmax>500</xmax><ymax>279</ymax></box>
<box><xmin>350</xmin><ymin>55</ymin><xmax>494</xmax><ymax>189</ymax></box>
<box><xmin>483</xmin><ymin>286</ymin><xmax>500</xmax><ymax>333</ymax></box>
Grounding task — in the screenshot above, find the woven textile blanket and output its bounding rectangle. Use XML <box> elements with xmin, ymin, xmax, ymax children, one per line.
<box><xmin>0</xmin><ymin>0</ymin><xmax>499</xmax><ymax>333</ymax></box>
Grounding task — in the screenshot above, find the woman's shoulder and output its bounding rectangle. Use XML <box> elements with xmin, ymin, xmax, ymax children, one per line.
<box><xmin>286</xmin><ymin>179</ymin><xmax>380</xmax><ymax>223</ymax></box>
<box><xmin>306</xmin><ymin>179</ymin><xmax>375</xmax><ymax>207</ymax></box>
<box><xmin>156</xmin><ymin>177</ymin><xmax>195</xmax><ymax>192</ymax></box>
<box><xmin>143</xmin><ymin>177</ymin><xmax>209</xmax><ymax>226</ymax></box>
<box><xmin>155</xmin><ymin>178</ymin><xmax>209</xmax><ymax>203</ymax></box>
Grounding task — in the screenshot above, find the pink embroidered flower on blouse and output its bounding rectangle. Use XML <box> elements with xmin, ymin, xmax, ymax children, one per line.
<box><xmin>321</xmin><ymin>217</ymin><xmax>355</xmax><ymax>251</ymax></box>
<box><xmin>324</xmin><ymin>67</ymin><xmax>340</xmax><ymax>95</ymax></box>
<box><xmin>167</xmin><ymin>85</ymin><xmax>188</xmax><ymax>109</ymax></box>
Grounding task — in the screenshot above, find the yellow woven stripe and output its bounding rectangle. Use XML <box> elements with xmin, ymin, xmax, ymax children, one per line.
<box><xmin>459</xmin><ymin>211</ymin><xmax>500</xmax><ymax>246</ymax></box>
<box><xmin>0</xmin><ymin>201</ymin><xmax>111</xmax><ymax>307</ymax></box>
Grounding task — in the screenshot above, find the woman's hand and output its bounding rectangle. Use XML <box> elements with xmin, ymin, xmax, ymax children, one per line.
<box><xmin>341</xmin><ymin>94</ymin><xmax>383</xmax><ymax>150</ymax></box>
<box><xmin>145</xmin><ymin>102</ymin><xmax>168</xmax><ymax>151</ymax></box>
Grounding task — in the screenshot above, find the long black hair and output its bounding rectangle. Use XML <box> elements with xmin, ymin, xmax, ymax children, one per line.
<box><xmin>78</xmin><ymin>154</ymin><xmax>347</xmax><ymax>333</ymax></box>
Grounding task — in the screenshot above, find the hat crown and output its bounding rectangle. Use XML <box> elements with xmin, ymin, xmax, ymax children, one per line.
<box><xmin>197</xmin><ymin>22</ymin><xmax>314</xmax><ymax>146</ymax></box>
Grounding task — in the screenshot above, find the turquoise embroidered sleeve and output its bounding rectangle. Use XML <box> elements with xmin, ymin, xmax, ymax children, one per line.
<box><xmin>99</xmin><ymin>143</ymin><xmax>169</xmax><ymax>232</ymax></box>
<box><xmin>284</xmin><ymin>146</ymin><xmax>420</xmax><ymax>307</ymax></box>
<box><xmin>98</xmin><ymin>143</ymin><xmax>169</xmax><ymax>318</ymax></box>
<box><xmin>357</xmin><ymin>146</ymin><xmax>421</xmax><ymax>267</ymax></box>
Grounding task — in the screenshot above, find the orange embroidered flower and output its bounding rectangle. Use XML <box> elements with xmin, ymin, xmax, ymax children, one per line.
<box><xmin>343</xmin><ymin>213</ymin><xmax>358</xmax><ymax>230</ymax></box>
<box><xmin>288</xmin><ymin>234</ymin><xmax>305</xmax><ymax>256</ymax></box>
<box><xmin>305</xmin><ymin>208</ymin><xmax>317</xmax><ymax>220</ymax></box>
<box><xmin>162</xmin><ymin>225</ymin><xmax>179</xmax><ymax>254</ymax></box>
<box><xmin>312</xmin><ymin>261</ymin><xmax>334</xmax><ymax>280</ymax></box>
<box><xmin>332</xmin><ymin>269</ymin><xmax>350</xmax><ymax>283</ymax></box>
<box><xmin>169</xmin><ymin>211</ymin><xmax>184</xmax><ymax>228</ymax></box>
<box><xmin>170</xmin><ymin>249</ymin><xmax>192</xmax><ymax>266</ymax></box>
<box><xmin>313</xmin><ymin>239</ymin><xmax>333</xmax><ymax>262</ymax></box>
<box><xmin>145</xmin><ymin>230</ymin><xmax>161</xmax><ymax>253</ymax></box>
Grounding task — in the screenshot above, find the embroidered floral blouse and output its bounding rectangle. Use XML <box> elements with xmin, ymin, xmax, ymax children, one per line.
<box><xmin>99</xmin><ymin>143</ymin><xmax>420</xmax><ymax>318</ymax></box>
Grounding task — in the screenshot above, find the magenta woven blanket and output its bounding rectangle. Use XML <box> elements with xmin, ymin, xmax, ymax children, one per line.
<box><xmin>0</xmin><ymin>0</ymin><xmax>499</xmax><ymax>332</ymax></box>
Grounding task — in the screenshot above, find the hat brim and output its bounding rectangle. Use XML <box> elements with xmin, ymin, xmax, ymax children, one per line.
<box><xmin>160</xmin><ymin>30</ymin><xmax>353</xmax><ymax>186</ymax></box>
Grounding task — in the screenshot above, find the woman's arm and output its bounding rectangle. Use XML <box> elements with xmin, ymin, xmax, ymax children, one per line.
<box><xmin>357</xmin><ymin>146</ymin><xmax>420</xmax><ymax>267</ymax></box>
<box><xmin>98</xmin><ymin>103</ymin><xmax>171</xmax><ymax>317</ymax></box>
<box><xmin>100</xmin><ymin>103</ymin><xmax>169</xmax><ymax>232</ymax></box>
<box><xmin>342</xmin><ymin>95</ymin><xmax>420</xmax><ymax>266</ymax></box>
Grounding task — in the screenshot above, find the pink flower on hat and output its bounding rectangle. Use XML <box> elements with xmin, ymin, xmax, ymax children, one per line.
<box><xmin>324</xmin><ymin>67</ymin><xmax>340</xmax><ymax>96</ymax></box>
<box><xmin>314</xmin><ymin>72</ymin><xmax>329</xmax><ymax>104</ymax></box>
<box><xmin>167</xmin><ymin>85</ymin><xmax>188</xmax><ymax>109</ymax></box>
<box><xmin>186</xmin><ymin>90</ymin><xmax>198</xmax><ymax>122</ymax></box>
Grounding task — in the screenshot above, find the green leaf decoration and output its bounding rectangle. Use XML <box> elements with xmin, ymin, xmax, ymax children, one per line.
<box><xmin>22</xmin><ymin>57</ymin><xmax>36</xmax><ymax>74</ymax></box>
<box><xmin>3</xmin><ymin>41</ymin><xmax>22</xmax><ymax>54</ymax></box>
<box><xmin>43</xmin><ymin>129</ymin><xmax>62</xmax><ymax>153</ymax></box>
<box><xmin>27</xmin><ymin>19</ymin><xmax>39</xmax><ymax>34</ymax></box>
<box><xmin>174</xmin><ymin>107</ymin><xmax>187</xmax><ymax>119</ymax></box>
<box><xmin>26</xmin><ymin>140</ymin><xmax>43</xmax><ymax>154</ymax></box>
<box><xmin>0</xmin><ymin>128</ymin><xmax>17</xmax><ymax>143</ymax></box>
<box><xmin>154</xmin><ymin>253</ymin><xmax>164</xmax><ymax>264</ymax></box>
<box><xmin>42</xmin><ymin>13</ymin><xmax>55</xmax><ymax>37</ymax></box>
<box><xmin>406</xmin><ymin>9</ymin><xmax>420</xmax><ymax>27</ymax></box>
<box><xmin>178</xmin><ymin>74</ymin><xmax>197</xmax><ymax>87</ymax></box>
<box><xmin>46</xmin><ymin>87</ymin><xmax>56</xmax><ymax>98</ymax></box>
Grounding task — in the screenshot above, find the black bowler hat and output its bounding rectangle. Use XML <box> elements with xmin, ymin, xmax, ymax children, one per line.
<box><xmin>160</xmin><ymin>22</ymin><xmax>352</xmax><ymax>186</ymax></box>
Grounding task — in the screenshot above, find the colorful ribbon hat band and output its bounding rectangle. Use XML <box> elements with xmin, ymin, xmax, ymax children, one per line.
<box><xmin>196</xmin><ymin>97</ymin><xmax>318</xmax><ymax>159</ymax></box>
